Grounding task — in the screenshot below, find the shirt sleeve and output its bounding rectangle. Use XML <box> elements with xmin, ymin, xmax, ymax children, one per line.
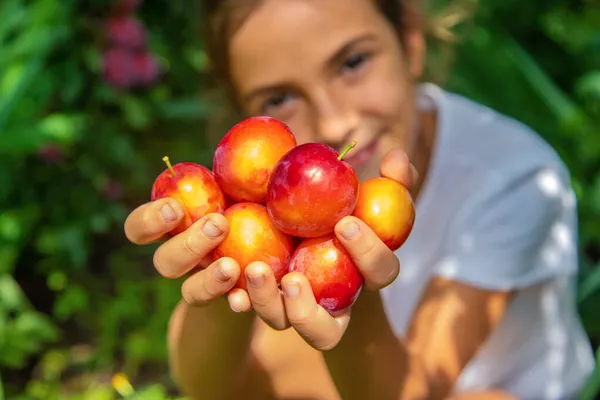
<box><xmin>432</xmin><ymin>166</ymin><xmax>579</xmax><ymax>291</ymax></box>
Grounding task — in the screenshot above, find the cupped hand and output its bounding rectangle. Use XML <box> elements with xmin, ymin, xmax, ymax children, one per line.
<box><xmin>123</xmin><ymin>200</ymin><xmax>252</xmax><ymax>312</ymax></box>
<box><xmin>123</xmin><ymin>148</ymin><xmax>416</xmax><ymax>351</ymax></box>
<box><xmin>246</xmin><ymin>148</ymin><xmax>417</xmax><ymax>351</ymax></box>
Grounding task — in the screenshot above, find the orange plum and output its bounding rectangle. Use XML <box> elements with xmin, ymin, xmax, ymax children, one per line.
<box><xmin>151</xmin><ymin>156</ymin><xmax>226</xmax><ymax>236</ymax></box>
<box><xmin>213</xmin><ymin>116</ymin><xmax>297</xmax><ymax>204</ymax></box>
<box><xmin>352</xmin><ymin>177</ymin><xmax>415</xmax><ymax>251</ymax></box>
<box><xmin>212</xmin><ymin>202</ymin><xmax>296</xmax><ymax>291</ymax></box>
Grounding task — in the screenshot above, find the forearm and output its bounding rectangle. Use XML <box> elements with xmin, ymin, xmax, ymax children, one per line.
<box><xmin>322</xmin><ymin>291</ymin><xmax>430</xmax><ymax>400</ymax></box>
<box><xmin>322</xmin><ymin>292</ymin><xmax>517</xmax><ymax>400</ymax></box>
<box><xmin>446</xmin><ymin>391</ymin><xmax>517</xmax><ymax>400</ymax></box>
<box><xmin>167</xmin><ymin>298</ymin><xmax>256</xmax><ymax>400</ymax></box>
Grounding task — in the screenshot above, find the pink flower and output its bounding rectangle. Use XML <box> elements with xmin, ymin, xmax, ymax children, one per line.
<box><xmin>106</xmin><ymin>16</ymin><xmax>146</xmax><ymax>49</ymax></box>
<box><xmin>102</xmin><ymin>47</ymin><xmax>135</xmax><ymax>89</ymax></box>
<box><xmin>102</xmin><ymin>48</ymin><xmax>161</xmax><ymax>89</ymax></box>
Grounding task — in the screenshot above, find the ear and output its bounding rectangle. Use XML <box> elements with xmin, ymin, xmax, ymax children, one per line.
<box><xmin>402</xmin><ymin>4</ymin><xmax>426</xmax><ymax>79</ymax></box>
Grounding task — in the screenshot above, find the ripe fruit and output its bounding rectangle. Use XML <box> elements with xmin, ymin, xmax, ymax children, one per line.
<box><xmin>212</xmin><ymin>203</ymin><xmax>295</xmax><ymax>291</ymax></box>
<box><xmin>213</xmin><ymin>116</ymin><xmax>297</xmax><ymax>204</ymax></box>
<box><xmin>266</xmin><ymin>141</ymin><xmax>359</xmax><ymax>238</ymax></box>
<box><xmin>352</xmin><ymin>177</ymin><xmax>415</xmax><ymax>251</ymax></box>
<box><xmin>288</xmin><ymin>234</ymin><xmax>363</xmax><ymax>315</ymax></box>
<box><xmin>151</xmin><ymin>156</ymin><xmax>227</xmax><ymax>236</ymax></box>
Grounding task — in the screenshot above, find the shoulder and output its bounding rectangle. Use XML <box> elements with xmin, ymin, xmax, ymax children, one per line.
<box><xmin>435</xmin><ymin>85</ymin><xmax>570</xmax><ymax>180</ymax></box>
<box><xmin>423</xmin><ymin>85</ymin><xmax>578</xmax><ymax>289</ymax></box>
<box><xmin>426</xmin><ymin>83</ymin><xmax>575</xmax><ymax>219</ymax></box>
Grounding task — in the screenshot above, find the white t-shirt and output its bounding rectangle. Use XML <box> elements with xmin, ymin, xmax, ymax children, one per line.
<box><xmin>381</xmin><ymin>83</ymin><xmax>595</xmax><ymax>400</ymax></box>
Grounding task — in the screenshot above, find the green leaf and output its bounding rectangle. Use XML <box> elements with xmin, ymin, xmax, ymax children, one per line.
<box><xmin>0</xmin><ymin>206</ymin><xmax>40</xmax><ymax>244</ymax></box>
<box><xmin>12</xmin><ymin>311</ymin><xmax>59</xmax><ymax>342</ymax></box>
<box><xmin>120</xmin><ymin>96</ymin><xmax>153</xmax><ymax>130</ymax></box>
<box><xmin>576</xmin><ymin>70</ymin><xmax>600</xmax><ymax>102</ymax></box>
<box><xmin>0</xmin><ymin>1</ymin><xmax>27</xmax><ymax>48</ymax></box>
<box><xmin>0</xmin><ymin>246</ymin><xmax>18</xmax><ymax>274</ymax></box>
<box><xmin>0</xmin><ymin>213</ymin><xmax>21</xmax><ymax>242</ymax></box>
<box><xmin>184</xmin><ymin>47</ymin><xmax>209</xmax><ymax>73</ymax></box>
<box><xmin>131</xmin><ymin>384</ymin><xmax>168</xmax><ymax>400</ymax></box>
<box><xmin>0</xmin><ymin>57</ymin><xmax>44</xmax><ymax>134</ymax></box>
<box><xmin>53</xmin><ymin>285</ymin><xmax>90</xmax><ymax>321</ymax></box>
<box><xmin>46</xmin><ymin>270</ymin><xmax>67</xmax><ymax>292</ymax></box>
<box><xmin>124</xmin><ymin>331</ymin><xmax>151</xmax><ymax>360</ymax></box>
<box><xmin>0</xmin><ymin>274</ymin><xmax>25</xmax><ymax>311</ymax></box>
<box><xmin>579</xmin><ymin>263</ymin><xmax>600</xmax><ymax>303</ymax></box>
<box><xmin>37</xmin><ymin>224</ymin><xmax>90</xmax><ymax>266</ymax></box>
<box><xmin>80</xmin><ymin>386</ymin><xmax>115</xmax><ymax>400</ymax></box>
<box><xmin>39</xmin><ymin>113</ymin><xmax>86</xmax><ymax>144</ymax></box>
<box><xmin>0</xmin><ymin>124</ymin><xmax>48</xmax><ymax>154</ymax></box>
<box><xmin>0</xmin><ymin>310</ymin><xmax>59</xmax><ymax>369</ymax></box>
<box><xmin>35</xmin><ymin>227</ymin><xmax>63</xmax><ymax>255</ymax></box>
<box><xmin>502</xmin><ymin>33</ymin><xmax>578</xmax><ymax>122</ymax></box>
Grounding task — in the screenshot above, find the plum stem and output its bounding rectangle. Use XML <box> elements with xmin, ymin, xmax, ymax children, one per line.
<box><xmin>337</xmin><ymin>140</ymin><xmax>358</xmax><ymax>161</ymax></box>
<box><xmin>162</xmin><ymin>156</ymin><xmax>176</xmax><ymax>177</ymax></box>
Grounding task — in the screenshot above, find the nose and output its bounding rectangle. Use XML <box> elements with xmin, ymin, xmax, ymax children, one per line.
<box><xmin>312</xmin><ymin>87</ymin><xmax>359</xmax><ymax>150</ymax></box>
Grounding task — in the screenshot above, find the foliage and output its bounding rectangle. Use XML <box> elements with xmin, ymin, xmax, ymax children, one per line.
<box><xmin>0</xmin><ymin>0</ymin><xmax>597</xmax><ymax>399</ymax></box>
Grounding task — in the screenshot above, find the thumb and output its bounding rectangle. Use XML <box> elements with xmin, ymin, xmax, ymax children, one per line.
<box><xmin>379</xmin><ymin>148</ymin><xmax>418</xmax><ymax>189</ymax></box>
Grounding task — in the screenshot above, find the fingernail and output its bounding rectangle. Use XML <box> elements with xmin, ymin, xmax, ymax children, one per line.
<box><xmin>229</xmin><ymin>301</ymin><xmax>241</xmax><ymax>313</ymax></box>
<box><xmin>214</xmin><ymin>262</ymin><xmax>230</xmax><ymax>283</ymax></box>
<box><xmin>161</xmin><ymin>203</ymin><xmax>177</xmax><ymax>222</ymax></box>
<box><xmin>248</xmin><ymin>273</ymin><xmax>265</xmax><ymax>288</ymax></box>
<box><xmin>284</xmin><ymin>281</ymin><xmax>300</xmax><ymax>298</ymax></box>
<box><xmin>340</xmin><ymin>220</ymin><xmax>359</xmax><ymax>240</ymax></box>
<box><xmin>203</xmin><ymin>219</ymin><xmax>223</xmax><ymax>238</ymax></box>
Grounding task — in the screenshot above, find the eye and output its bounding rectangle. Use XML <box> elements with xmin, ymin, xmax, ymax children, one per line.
<box><xmin>340</xmin><ymin>52</ymin><xmax>371</xmax><ymax>75</ymax></box>
<box><xmin>262</xmin><ymin>92</ymin><xmax>293</xmax><ymax>112</ymax></box>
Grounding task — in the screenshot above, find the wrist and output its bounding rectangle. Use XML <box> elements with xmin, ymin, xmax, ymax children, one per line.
<box><xmin>322</xmin><ymin>291</ymin><xmax>427</xmax><ymax>400</ymax></box>
<box><xmin>168</xmin><ymin>297</ymin><xmax>256</xmax><ymax>396</ymax></box>
<box><xmin>174</xmin><ymin>297</ymin><xmax>257</xmax><ymax>350</ymax></box>
<box><xmin>346</xmin><ymin>290</ymin><xmax>391</xmax><ymax>336</ymax></box>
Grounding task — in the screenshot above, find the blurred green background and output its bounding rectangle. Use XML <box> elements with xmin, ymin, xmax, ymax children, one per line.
<box><xmin>0</xmin><ymin>0</ymin><xmax>598</xmax><ymax>399</ymax></box>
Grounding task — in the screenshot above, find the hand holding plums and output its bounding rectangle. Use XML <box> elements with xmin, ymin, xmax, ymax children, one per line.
<box><xmin>124</xmin><ymin>115</ymin><xmax>416</xmax><ymax>351</ymax></box>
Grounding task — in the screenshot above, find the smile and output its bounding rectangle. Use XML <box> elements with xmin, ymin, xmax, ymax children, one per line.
<box><xmin>342</xmin><ymin>137</ymin><xmax>379</xmax><ymax>170</ymax></box>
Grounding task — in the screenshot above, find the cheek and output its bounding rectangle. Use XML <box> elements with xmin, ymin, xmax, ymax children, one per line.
<box><xmin>353</xmin><ymin>58</ymin><xmax>414</xmax><ymax>136</ymax></box>
<box><xmin>276</xmin><ymin>106</ymin><xmax>316</xmax><ymax>146</ymax></box>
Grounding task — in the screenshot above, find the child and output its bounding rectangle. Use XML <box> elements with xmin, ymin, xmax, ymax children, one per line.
<box><xmin>124</xmin><ymin>0</ymin><xmax>595</xmax><ymax>398</ymax></box>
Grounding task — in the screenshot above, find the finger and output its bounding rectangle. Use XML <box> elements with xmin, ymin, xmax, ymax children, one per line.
<box><xmin>379</xmin><ymin>148</ymin><xmax>418</xmax><ymax>189</ymax></box>
<box><xmin>281</xmin><ymin>273</ymin><xmax>350</xmax><ymax>351</ymax></box>
<box><xmin>124</xmin><ymin>198</ymin><xmax>186</xmax><ymax>245</ymax></box>
<box><xmin>335</xmin><ymin>216</ymin><xmax>400</xmax><ymax>290</ymax></box>
<box><xmin>181</xmin><ymin>257</ymin><xmax>240</xmax><ymax>307</ymax></box>
<box><xmin>153</xmin><ymin>213</ymin><xmax>229</xmax><ymax>278</ymax></box>
<box><xmin>185</xmin><ymin>254</ymin><xmax>217</xmax><ymax>277</ymax></box>
<box><xmin>227</xmin><ymin>288</ymin><xmax>252</xmax><ymax>313</ymax></box>
<box><xmin>245</xmin><ymin>262</ymin><xmax>289</xmax><ymax>330</ymax></box>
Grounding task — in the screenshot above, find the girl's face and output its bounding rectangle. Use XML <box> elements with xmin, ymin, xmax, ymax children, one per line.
<box><xmin>229</xmin><ymin>0</ymin><xmax>425</xmax><ymax>180</ymax></box>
